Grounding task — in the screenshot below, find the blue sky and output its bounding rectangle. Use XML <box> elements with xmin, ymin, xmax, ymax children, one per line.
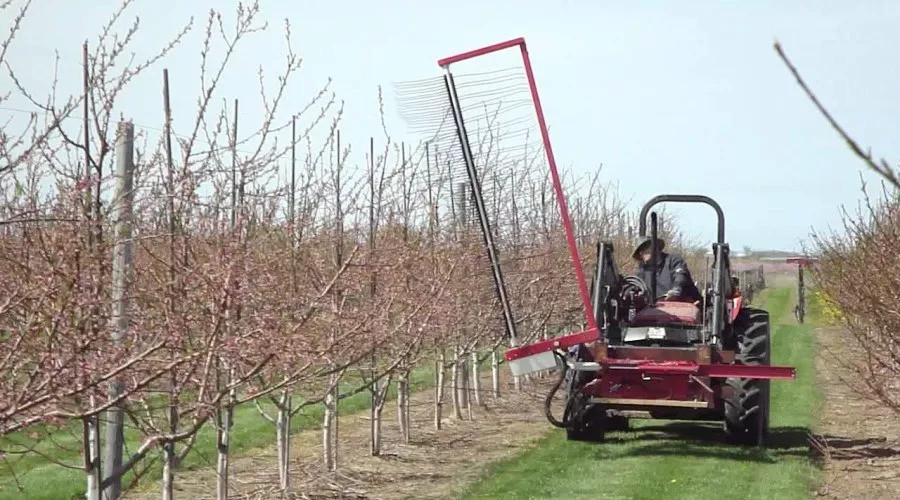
<box><xmin>3</xmin><ymin>0</ymin><xmax>899</xmax><ymax>252</ymax></box>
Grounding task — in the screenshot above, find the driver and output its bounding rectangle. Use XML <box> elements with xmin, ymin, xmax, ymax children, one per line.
<box><xmin>632</xmin><ymin>237</ymin><xmax>702</xmax><ymax>302</ymax></box>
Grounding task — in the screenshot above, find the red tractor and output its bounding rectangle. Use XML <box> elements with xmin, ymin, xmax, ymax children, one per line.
<box><xmin>510</xmin><ymin>195</ymin><xmax>795</xmax><ymax>446</ymax></box>
<box><xmin>414</xmin><ymin>37</ymin><xmax>795</xmax><ymax>447</ymax></box>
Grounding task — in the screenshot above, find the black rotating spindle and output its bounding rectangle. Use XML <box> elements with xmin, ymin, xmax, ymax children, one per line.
<box><xmin>443</xmin><ymin>69</ymin><xmax>519</xmax><ymax>346</ymax></box>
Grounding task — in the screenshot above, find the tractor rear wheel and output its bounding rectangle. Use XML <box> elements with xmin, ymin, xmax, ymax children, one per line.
<box><xmin>724</xmin><ymin>307</ymin><xmax>771</xmax><ymax>446</ymax></box>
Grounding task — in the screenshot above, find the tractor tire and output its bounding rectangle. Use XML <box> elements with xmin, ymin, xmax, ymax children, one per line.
<box><xmin>605</xmin><ymin>415</ymin><xmax>629</xmax><ymax>432</ymax></box>
<box><xmin>564</xmin><ymin>403</ymin><xmax>606</xmax><ymax>442</ymax></box>
<box><xmin>563</xmin><ymin>369</ymin><xmax>606</xmax><ymax>442</ymax></box>
<box><xmin>724</xmin><ymin>307</ymin><xmax>771</xmax><ymax>446</ymax></box>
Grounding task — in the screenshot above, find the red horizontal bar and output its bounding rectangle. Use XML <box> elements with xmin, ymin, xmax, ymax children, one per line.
<box><xmin>606</xmin><ymin>362</ymin><xmax>699</xmax><ymax>374</ymax></box>
<box><xmin>699</xmin><ymin>363</ymin><xmax>796</xmax><ymax>380</ymax></box>
<box><xmin>600</xmin><ymin>359</ymin><xmax>795</xmax><ymax>380</ymax></box>
<box><xmin>602</xmin><ymin>359</ymin><xmax>797</xmax><ymax>380</ymax></box>
<box><xmin>505</xmin><ymin>332</ymin><xmax>795</xmax><ymax>380</ymax></box>
<box><xmin>438</xmin><ymin>37</ymin><xmax>525</xmax><ymax>67</ymax></box>
<box><xmin>504</xmin><ymin>328</ymin><xmax>600</xmax><ymax>361</ymax></box>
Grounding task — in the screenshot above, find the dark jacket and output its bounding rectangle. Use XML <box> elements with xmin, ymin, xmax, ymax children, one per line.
<box><xmin>636</xmin><ymin>252</ymin><xmax>702</xmax><ymax>301</ymax></box>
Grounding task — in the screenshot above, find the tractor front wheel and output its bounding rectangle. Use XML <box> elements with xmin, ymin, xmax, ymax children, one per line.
<box><xmin>564</xmin><ymin>401</ymin><xmax>606</xmax><ymax>441</ymax></box>
<box><xmin>724</xmin><ymin>307</ymin><xmax>771</xmax><ymax>446</ymax></box>
<box><xmin>563</xmin><ymin>369</ymin><xmax>606</xmax><ymax>442</ymax></box>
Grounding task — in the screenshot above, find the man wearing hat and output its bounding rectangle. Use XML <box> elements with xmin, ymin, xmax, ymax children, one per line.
<box><xmin>632</xmin><ymin>237</ymin><xmax>702</xmax><ymax>302</ymax></box>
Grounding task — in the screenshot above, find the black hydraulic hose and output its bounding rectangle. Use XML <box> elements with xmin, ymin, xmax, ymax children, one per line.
<box><xmin>545</xmin><ymin>351</ymin><xmax>574</xmax><ymax>429</ymax></box>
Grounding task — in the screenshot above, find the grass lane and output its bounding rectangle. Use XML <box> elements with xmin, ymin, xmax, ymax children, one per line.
<box><xmin>461</xmin><ymin>284</ymin><xmax>823</xmax><ymax>500</ymax></box>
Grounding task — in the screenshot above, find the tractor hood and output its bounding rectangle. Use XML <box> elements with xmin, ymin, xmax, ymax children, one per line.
<box><xmin>623</xmin><ymin>301</ymin><xmax>704</xmax><ymax>345</ymax></box>
<box><xmin>632</xmin><ymin>301</ymin><xmax>701</xmax><ymax>326</ymax></box>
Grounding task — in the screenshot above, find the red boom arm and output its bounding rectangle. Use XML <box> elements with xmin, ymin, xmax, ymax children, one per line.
<box><xmin>438</xmin><ymin>38</ymin><xmax>598</xmax><ymax>335</ymax></box>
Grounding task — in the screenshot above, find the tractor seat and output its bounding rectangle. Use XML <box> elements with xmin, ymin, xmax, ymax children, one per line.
<box><xmin>632</xmin><ymin>300</ymin><xmax>701</xmax><ymax>326</ymax></box>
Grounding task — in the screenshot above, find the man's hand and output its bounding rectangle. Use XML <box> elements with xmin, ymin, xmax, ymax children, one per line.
<box><xmin>665</xmin><ymin>287</ymin><xmax>682</xmax><ymax>299</ymax></box>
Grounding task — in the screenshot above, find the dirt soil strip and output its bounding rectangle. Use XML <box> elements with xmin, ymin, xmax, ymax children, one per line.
<box><xmin>814</xmin><ymin>326</ymin><xmax>900</xmax><ymax>498</ymax></box>
<box><xmin>125</xmin><ymin>376</ymin><xmax>556</xmax><ymax>499</ymax></box>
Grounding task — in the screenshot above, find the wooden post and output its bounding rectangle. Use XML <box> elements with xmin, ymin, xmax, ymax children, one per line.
<box><xmin>102</xmin><ymin>121</ymin><xmax>134</xmax><ymax>500</ymax></box>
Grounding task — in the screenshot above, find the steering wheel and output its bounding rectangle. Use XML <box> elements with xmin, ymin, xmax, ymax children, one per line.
<box><xmin>621</xmin><ymin>275</ymin><xmax>650</xmax><ymax>299</ymax></box>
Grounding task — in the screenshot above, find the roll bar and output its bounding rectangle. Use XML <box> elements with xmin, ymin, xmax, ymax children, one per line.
<box><xmin>638</xmin><ymin>195</ymin><xmax>725</xmax><ymax>244</ymax></box>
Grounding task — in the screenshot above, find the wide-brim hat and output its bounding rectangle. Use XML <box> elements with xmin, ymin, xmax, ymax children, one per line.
<box><xmin>632</xmin><ymin>237</ymin><xmax>665</xmax><ymax>260</ymax></box>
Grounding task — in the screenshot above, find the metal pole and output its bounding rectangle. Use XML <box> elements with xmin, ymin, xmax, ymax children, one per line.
<box><xmin>650</xmin><ymin>212</ymin><xmax>658</xmax><ymax>305</ymax></box>
<box><xmin>81</xmin><ymin>41</ymin><xmax>102</xmax><ymax>500</ymax></box>
<box><xmin>290</xmin><ymin>116</ymin><xmax>296</xmax><ymax>245</ymax></box>
<box><xmin>161</xmin><ymin>69</ymin><xmax>179</xmax><ymax>500</ymax></box>
<box><xmin>231</xmin><ymin>99</ymin><xmax>238</xmax><ymax>229</ymax></box>
<box><xmin>82</xmin><ymin>42</ymin><xmax>92</xmax><ymax>230</ymax></box>
<box><xmin>797</xmin><ymin>264</ymin><xmax>805</xmax><ymax>324</ymax></box>
<box><xmin>103</xmin><ymin>121</ymin><xmax>134</xmax><ymax>500</ymax></box>
<box><xmin>711</xmin><ymin>244</ymin><xmax>725</xmax><ymax>342</ymax></box>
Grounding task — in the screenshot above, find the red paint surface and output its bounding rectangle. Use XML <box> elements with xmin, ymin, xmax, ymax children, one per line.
<box><xmin>437</xmin><ymin>37</ymin><xmax>525</xmax><ymax>67</ymax></box>
<box><xmin>598</xmin><ymin>358</ymin><xmax>794</xmax><ymax>379</ymax></box>
<box><xmin>632</xmin><ymin>301</ymin><xmax>701</xmax><ymax>326</ymax></box>
<box><xmin>582</xmin><ymin>370</ymin><xmax>712</xmax><ymax>404</ymax></box>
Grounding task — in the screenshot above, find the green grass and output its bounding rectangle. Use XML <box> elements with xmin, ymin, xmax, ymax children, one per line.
<box><xmin>461</xmin><ymin>284</ymin><xmax>824</xmax><ymax>500</ymax></box>
<box><xmin>0</xmin><ymin>364</ymin><xmax>440</xmax><ymax>500</ymax></box>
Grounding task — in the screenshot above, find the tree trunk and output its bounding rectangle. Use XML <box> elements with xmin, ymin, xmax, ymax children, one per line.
<box><xmin>323</xmin><ymin>395</ymin><xmax>334</xmax><ymax>470</ymax></box>
<box><xmin>451</xmin><ymin>350</ymin><xmax>462</xmax><ymax>420</ymax></box>
<box><xmin>370</xmin><ymin>376</ymin><xmax>380</xmax><ymax>456</ymax></box>
<box><xmin>434</xmin><ymin>351</ymin><xmax>446</xmax><ymax>430</ymax></box>
<box><xmin>83</xmin><ymin>412</ymin><xmax>101</xmax><ymax>500</ymax></box>
<box><xmin>276</xmin><ymin>391</ymin><xmax>292</xmax><ymax>493</ymax></box>
<box><xmin>331</xmin><ymin>381</ymin><xmax>339</xmax><ymax>468</ymax></box>
<box><xmin>323</xmin><ymin>375</ymin><xmax>338</xmax><ymax>471</ymax></box>
<box><xmin>491</xmin><ymin>349</ymin><xmax>501</xmax><ymax>400</ymax></box>
<box><xmin>457</xmin><ymin>348</ymin><xmax>470</xmax><ymax>414</ymax></box>
<box><xmin>457</xmin><ymin>349</ymin><xmax>470</xmax><ymax>418</ymax></box>
<box><xmin>471</xmin><ymin>351</ymin><xmax>482</xmax><ymax>407</ymax></box>
<box><xmin>102</xmin><ymin>386</ymin><xmax>124</xmax><ymax>500</ymax></box>
<box><xmin>162</xmin><ymin>442</ymin><xmax>175</xmax><ymax>500</ymax></box>
<box><xmin>216</xmin><ymin>405</ymin><xmax>234</xmax><ymax>499</ymax></box>
<box><xmin>371</xmin><ymin>376</ymin><xmax>390</xmax><ymax>456</ymax></box>
<box><xmin>163</xmin><ymin>379</ymin><xmax>178</xmax><ymax>500</ymax></box>
<box><xmin>216</xmin><ymin>370</ymin><xmax>236</xmax><ymax>500</ymax></box>
<box><xmin>405</xmin><ymin>374</ymin><xmax>411</xmax><ymax>440</ymax></box>
<box><xmin>397</xmin><ymin>369</ymin><xmax>410</xmax><ymax>444</ymax></box>
<box><xmin>464</xmin><ymin>360</ymin><xmax>474</xmax><ymax>420</ymax></box>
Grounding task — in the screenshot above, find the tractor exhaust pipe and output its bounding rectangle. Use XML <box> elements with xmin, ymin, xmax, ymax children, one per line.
<box><xmin>650</xmin><ymin>212</ymin><xmax>659</xmax><ymax>305</ymax></box>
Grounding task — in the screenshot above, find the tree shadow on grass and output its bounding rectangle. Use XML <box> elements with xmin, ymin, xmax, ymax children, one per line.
<box><xmin>589</xmin><ymin>422</ymin><xmax>815</xmax><ymax>464</ymax></box>
<box><xmin>809</xmin><ymin>434</ymin><xmax>900</xmax><ymax>461</ymax></box>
